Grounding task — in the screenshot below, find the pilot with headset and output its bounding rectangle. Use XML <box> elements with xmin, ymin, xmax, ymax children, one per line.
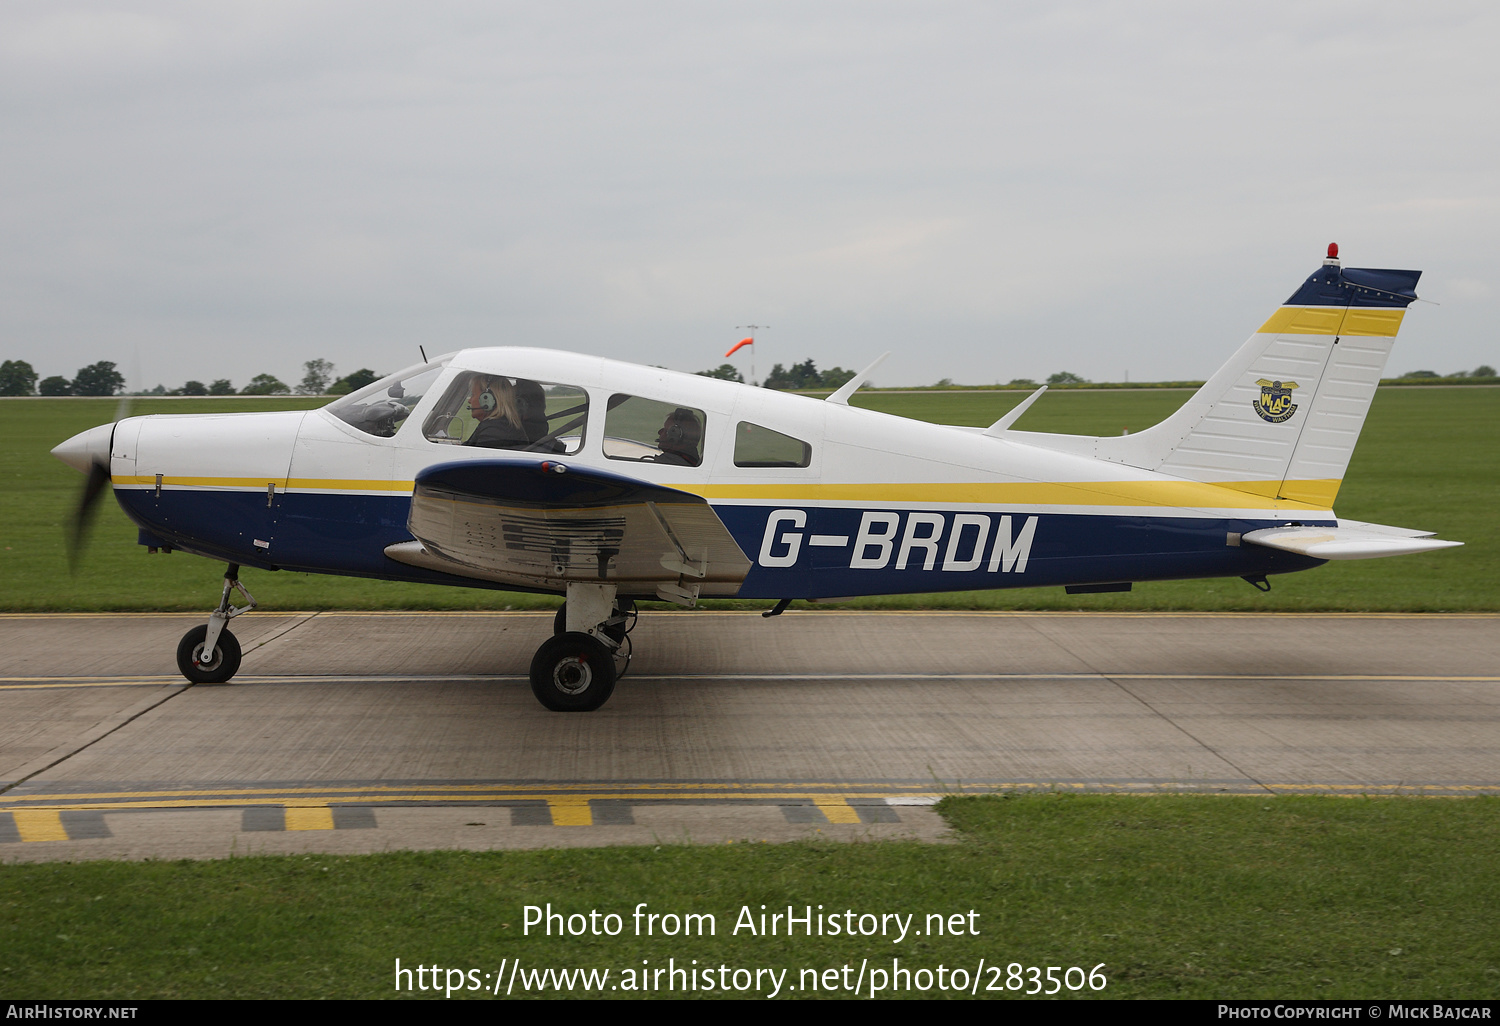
<box><xmin>650</xmin><ymin>408</ymin><xmax>703</xmax><ymax>466</ymax></box>
<box><xmin>464</xmin><ymin>375</ymin><xmax>527</xmax><ymax>448</ymax></box>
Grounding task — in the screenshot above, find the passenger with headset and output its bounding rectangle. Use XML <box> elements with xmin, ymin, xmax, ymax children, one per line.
<box><xmin>650</xmin><ymin>408</ymin><xmax>703</xmax><ymax>466</ymax></box>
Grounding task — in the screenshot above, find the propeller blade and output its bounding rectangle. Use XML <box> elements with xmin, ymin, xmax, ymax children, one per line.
<box><xmin>68</xmin><ymin>457</ymin><xmax>111</xmax><ymax>572</ymax></box>
<box><xmin>55</xmin><ymin>397</ymin><xmax>126</xmax><ymax>572</ymax></box>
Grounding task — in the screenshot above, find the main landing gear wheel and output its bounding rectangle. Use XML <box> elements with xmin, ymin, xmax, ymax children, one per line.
<box><xmin>529</xmin><ymin>632</ymin><xmax>616</xmax><ymax>712</ymax></box>
<box><xmin>176</xmin><ymin>624</ymin><xmax>242</xmax><ymax>684</ymax></box>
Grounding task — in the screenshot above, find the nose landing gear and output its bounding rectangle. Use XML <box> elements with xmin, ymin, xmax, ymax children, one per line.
<box><xmin>175</xmin><ymin>564</ymin><xmax>256</xmax><ymax>684</ymax></box>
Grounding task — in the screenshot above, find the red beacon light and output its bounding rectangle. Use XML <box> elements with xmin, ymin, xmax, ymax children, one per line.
<box><xmin>1324</xmin><ymin>242</ymin><xmax>1341</xmax><ymax>267</ymax></box>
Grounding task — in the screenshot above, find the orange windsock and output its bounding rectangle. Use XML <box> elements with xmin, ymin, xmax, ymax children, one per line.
<box><xmin>725</xmin><ymin>338</ymin><xmax>753</xmax><ymax>358</ymax></box>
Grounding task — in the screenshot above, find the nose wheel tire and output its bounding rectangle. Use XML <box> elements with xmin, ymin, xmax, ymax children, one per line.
<box><xmin>175</xmin><ymin>624</ymin><xmax>242</xmax><ymax>684</ymax></box>
<box><xmin>530</xmin><ymin>632</ymin><xmax>616</xmax><ymax>712</ymax></box>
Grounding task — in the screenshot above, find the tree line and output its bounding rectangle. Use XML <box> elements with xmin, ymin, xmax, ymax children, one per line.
<box><xmin>696</xmin><ymin>359</ymin><xmax>858</xmax><ymax>390</ymax></box>
<box><xmin>5</xmin><ymin>356</ymin><xmax>864</xmax><ymax>397</ymax></box>
<box><xmin>0</xmin><ymin>359</ymin><xmax>382</xmax><ymax>397</ymax></box>
<box><xmin>1397</xmin><ymin>365</ymin><xmax>1496</xmax><ymax>380</ymax></box>
<box><xmin>695</xmin><ymin>360</ymin><xmax>1094</xmax><ymax>391</ymax></box>
<box><xmin>11</xmin><ymin>355</ymin><xmax>1491</xmax><ymax>400</ymax></box>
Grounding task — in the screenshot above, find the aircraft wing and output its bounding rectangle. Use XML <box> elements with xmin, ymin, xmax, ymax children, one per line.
<box><xmin>1242</xmin><ymin>519</ymin><xmax>1463</xmax><ymax>560</ymax></box>
<box><xmin>385</xmin><ymin>459</ymin><xmax>752</xmax><ymax>603</ymax></box>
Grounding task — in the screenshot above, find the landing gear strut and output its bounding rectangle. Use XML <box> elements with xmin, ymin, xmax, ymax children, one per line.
<box><xmin>175</xmin><ymin>563</ymin><xmax>256</xmax><ymax>684</ymax></box>
<box><xmin>552</xmin><ymin>596</ymin><xmax>636</xmax><ymax>644</ymax></box>
<box><xmin>530</xmin><ymin>583</ymin><xmax>634</xmax><ymax>711</ymax></box>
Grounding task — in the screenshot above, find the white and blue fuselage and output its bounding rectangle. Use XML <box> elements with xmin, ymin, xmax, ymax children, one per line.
<box><xmin>80</xmin><ymin>347</ymin><xmax>1331</xmax><ymax>599</ymax></box>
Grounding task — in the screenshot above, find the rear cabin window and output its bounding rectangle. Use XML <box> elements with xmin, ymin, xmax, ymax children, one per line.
<box><xmin>603</xmin><ymin>395</ymin><xmax>706</xmax><ymax>468</ymax></box>
<box><xmin>423</xmin><ymin>372</ymin><xmax>589</xmax><ymax>455</ymax></box>
<box><xmin>734</xmin><ymin>422</ymin><xmax>811</xmax><ymax>468</ymax></box>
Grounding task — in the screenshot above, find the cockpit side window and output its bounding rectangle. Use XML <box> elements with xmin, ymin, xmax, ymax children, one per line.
<box><xmin>422</xmin><ymin>372</ymin><xmax>588</xmax><ymax>454</ymax></box>
<box><xmin>325</xmin><ymin>361</ymin><xmax>448</xmax><ymax>438</ymax></box>
<box><xmin>734</xmin><ymin>422</ymin><xmax>811</xmax><ymax>468</ymax></box>
<box><xmin>603</xmin><ymin>395</ymin><xmax>706</xmax><ymax>468</ymax></box>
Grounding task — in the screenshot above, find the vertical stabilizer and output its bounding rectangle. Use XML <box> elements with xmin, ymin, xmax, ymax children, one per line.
<box><xmin>1020</xmin><ymin>247</ymin><xmax>1421</xmax><ymax>507</ymax></box>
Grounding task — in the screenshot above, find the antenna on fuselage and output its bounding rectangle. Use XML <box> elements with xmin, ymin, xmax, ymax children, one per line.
<box><xmin>984</xmin><ymin>384</ymin><xmax>1048</xmax><ymax>435</ymax></box>
<box><xmin>419</xmin><ymin>345</ymin><xmax>429</xmax><ymax>363</ymax></box>
<box><xmin>825</xmin><ymin>351</ymin><xmax>890</xmax><ymax>405</ymax></box>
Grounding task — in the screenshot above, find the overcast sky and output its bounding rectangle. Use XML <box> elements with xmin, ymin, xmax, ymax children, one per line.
<box><xmin>3</xmin><ymin>1</ymin><xmax>1496</xmax><ymax>391</ymax></box>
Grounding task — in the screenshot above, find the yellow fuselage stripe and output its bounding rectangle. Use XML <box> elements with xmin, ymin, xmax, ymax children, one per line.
<box><xmin>114</xmin><ymin>476</ymin><xmax>1338</xmax><ymax>511</ymax></box>
<box><xmin>689</xmin><ymin>480</ymin><xmax>1334</xmax><ymax>511</ymax></box>
<box><xmin>1217</xmin><ymin>478</ymin><xmax>1341</xmax><ymax>507</ymax></box>
<box><xmin>115</xmin><ymin>476</ymin><xmax>415</xmax><ymax>491</ymax></box>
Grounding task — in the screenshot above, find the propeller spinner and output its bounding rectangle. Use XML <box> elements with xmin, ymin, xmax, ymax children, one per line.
<box><xmin>52</xmin><ymin>420</ymin><xmax>119</xmax><ymax>571</ymax></box>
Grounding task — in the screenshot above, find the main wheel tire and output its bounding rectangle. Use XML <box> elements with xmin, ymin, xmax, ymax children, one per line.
<box><xmin>176</xmin><ymin>624</ymin><xmax>242</xmax><ymax>684</ymax></box>
<box><xmin>529</xmin><ymin>631</ymin><xmax>616</xmax><ymax>712</ymax></box>
<box><xmin>552</xmin><ymin>599</ymin><xmax>635</xmax><ymax>642</ymax></box>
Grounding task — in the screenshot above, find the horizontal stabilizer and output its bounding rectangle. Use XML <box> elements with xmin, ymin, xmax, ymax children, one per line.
<box><xmin>1242</xmin><ymin>520</ymin><xmax>1462</xmax><ymax>560</ymax></box>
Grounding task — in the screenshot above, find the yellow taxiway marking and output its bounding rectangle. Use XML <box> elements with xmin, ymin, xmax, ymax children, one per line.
<box><xmin>546</xmin><ymin>799</ymin><xmax>594</xmax><ymax>826</ymax></box>
<box><xmin>12</xmin><ymin>809</ymin><xmax>68</xmax><ymax>842</ymax></box>
<box><xmin>814</xmin><ymin>797</ymin><xmax>863</xmax><ymax>824</ymax></box>
<box><xmin>283</xmin><ymin>805</ymin><xmax>335</xmax><ymax>831</ymax></box>
<box><xmin>7</xmin><ymin>783</ymin><xmax>1500</xmax><ymax>817</ymax></box>
<box><xmin>5</xmin><ymin>775</ymin><xmax>1500</xmax><ymax>810</ymax></box>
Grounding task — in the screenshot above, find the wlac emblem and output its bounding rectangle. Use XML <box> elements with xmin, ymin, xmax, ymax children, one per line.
<box><xmin>1253</xmin><ymin>379</ymin><xmax>1300</xmax><ymax>423</ymax></box>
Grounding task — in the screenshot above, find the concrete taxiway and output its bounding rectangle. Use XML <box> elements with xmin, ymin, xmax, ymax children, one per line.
<box><xmin>1</xmin><ymin>610</ymin><xmax>1496</xmax><ymax>862</ymax></box>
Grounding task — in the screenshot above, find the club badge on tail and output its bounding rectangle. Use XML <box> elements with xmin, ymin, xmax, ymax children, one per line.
<box><xmin>1253</xmin><ymin>379</ymin><xmax>1300</xmax><ymax>423</ymax></box>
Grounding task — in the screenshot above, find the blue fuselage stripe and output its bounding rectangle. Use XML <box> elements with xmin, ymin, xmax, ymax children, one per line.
<box><xmin>115</xmin><ymin>489</ymin><xmax>1327</xmax><ymax>596</ymax></box>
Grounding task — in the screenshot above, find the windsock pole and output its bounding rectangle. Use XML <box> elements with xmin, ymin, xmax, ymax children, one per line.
<box><xmin>731</xmin><ymin>324</ymin><xmax>768</xmax><ymax>385</ymax></box>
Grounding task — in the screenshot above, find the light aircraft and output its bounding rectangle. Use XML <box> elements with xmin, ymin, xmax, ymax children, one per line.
<box><xmin>52</xmin><ymin>245</ymin><xmax>1461</xmax><ymax>711</ymax></box>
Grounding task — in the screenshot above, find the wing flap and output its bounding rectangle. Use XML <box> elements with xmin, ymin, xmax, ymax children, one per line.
<box><xmin>391</xmin><ymin>459</ymin><xmax>751</xmax><ymax>598</ymax></box>
<box><xmin>1242</xmin><ymin>520</ymin><xmax>1462</xmax><ymax>560</ymax></box>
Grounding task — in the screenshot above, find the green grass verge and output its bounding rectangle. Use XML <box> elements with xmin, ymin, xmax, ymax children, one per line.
<box><xmin>2</xmin><ymin>795</ymin><xmax>1496</xmax><ymax>999</ymax></box>
<box><xmin>2</xmin><ymin>387</ymin><xmax>1493</xmax><ymax>611</ymax></box>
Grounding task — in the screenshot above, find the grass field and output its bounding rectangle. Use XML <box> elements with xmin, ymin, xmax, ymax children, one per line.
<box><xmin>1</xmin><ymin>387</ymin><xmax>1493</xmax><ymax>611</ymax></box>
<box><xmin>3</xmin><ymin>794</ymin><xmax>1496</xmax><ymax>1000</ymax></box>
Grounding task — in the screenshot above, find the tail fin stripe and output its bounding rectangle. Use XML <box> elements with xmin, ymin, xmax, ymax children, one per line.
<box><xmin>1256</xmin><ymin>306</ymin><xmax>1405</xmax><ymax>337</ymax></box>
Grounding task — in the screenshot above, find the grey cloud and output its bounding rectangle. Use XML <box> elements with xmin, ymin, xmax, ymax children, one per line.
<box><xmin>2</xmin><ymin>1</ymin><xmax>1496</xmax><ymax>390</ymax></box>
